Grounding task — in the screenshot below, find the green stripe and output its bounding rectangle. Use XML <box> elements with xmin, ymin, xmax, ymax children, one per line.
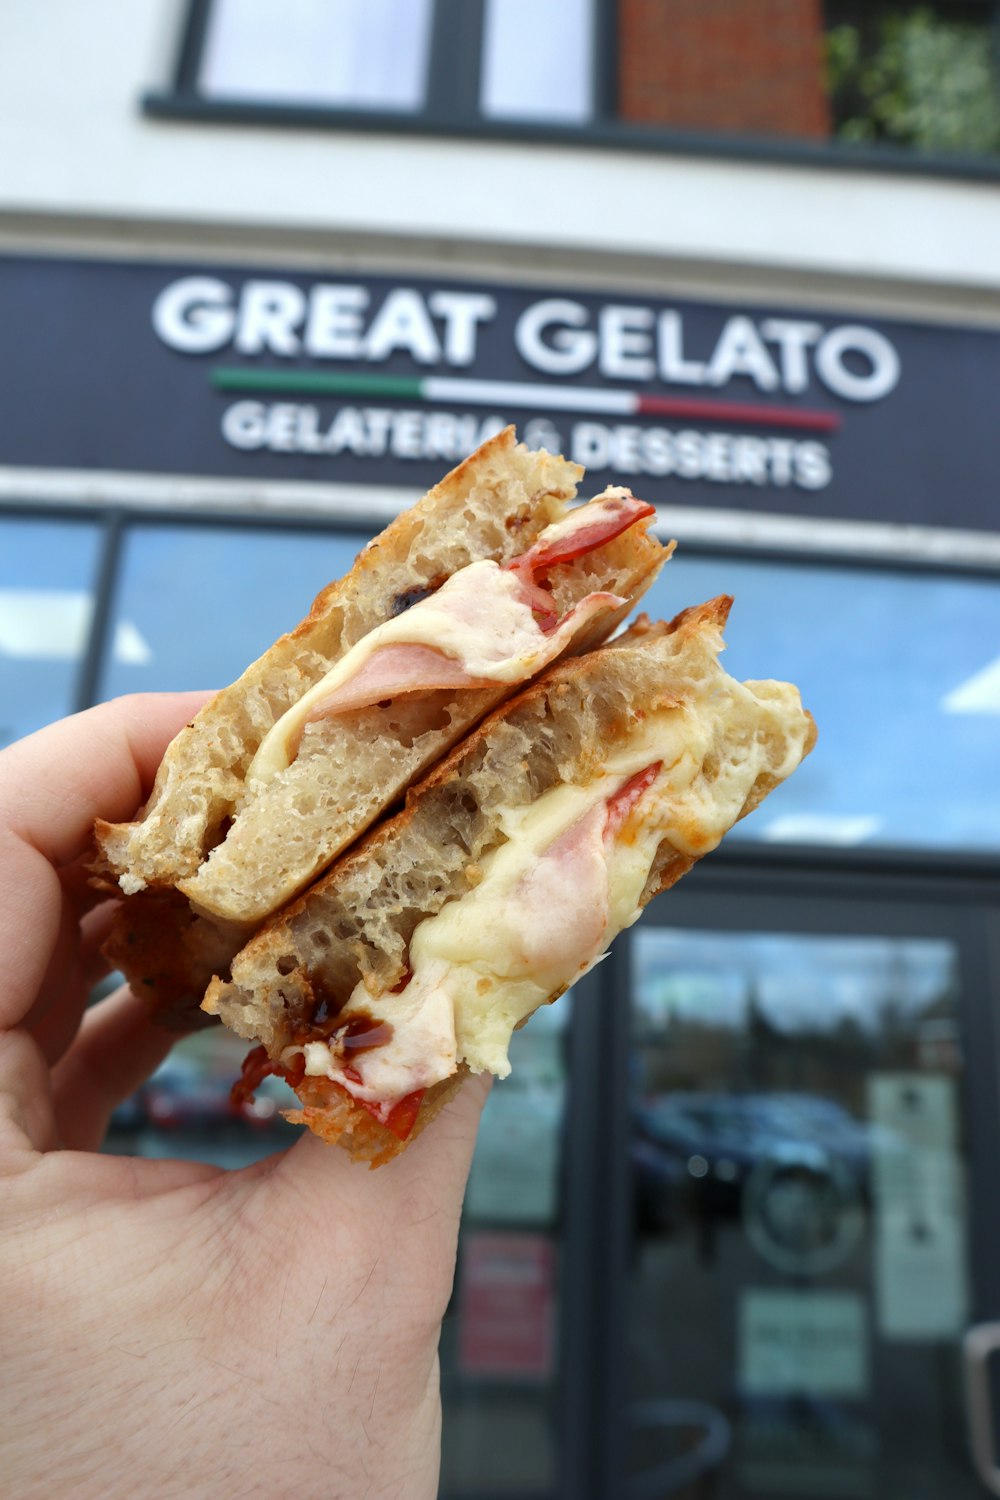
<box><xmin>210</xmin><ymin>367</ymin><xmax>424</xmax><ymax>399</ymax></box>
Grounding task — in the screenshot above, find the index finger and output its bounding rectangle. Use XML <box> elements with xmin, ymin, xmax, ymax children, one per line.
<box><xmin>0</xmin><ymin>693</ymin><xmax>211</xmax><ymax>1028</ymax></box>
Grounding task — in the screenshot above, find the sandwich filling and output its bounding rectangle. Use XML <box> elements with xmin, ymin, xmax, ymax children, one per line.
<box><xmin>271</xmin><ymin>673</ymin><xmax>810</xmax><ymax>1132</ymax></box>
<box><xmin>247</xmin><ymin>490</ymin><xmax>654</xmax><ymax>784</ymax></box>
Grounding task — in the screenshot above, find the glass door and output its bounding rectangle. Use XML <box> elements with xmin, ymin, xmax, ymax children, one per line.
<box><xmin>620</xmin><ymin>876</ymin><xmax>996</xmax><ymax>1500</ymax></box>
<box><xmin>440</xmin><ymin>994</ymin><xmax>571</xmax><ymax>1497</ymax></box>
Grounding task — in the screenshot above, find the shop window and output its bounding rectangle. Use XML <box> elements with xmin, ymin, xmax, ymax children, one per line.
<box><xmin>97</xmin><ymin>521</ymin><xmax>367</xmax><ymax>699</ymax></box>
<box><xmin>626</xmin><ymin>924</ymin><xmax>973</xmax><ymax>1498</ymax></box>
<box><xmin>648</xmin><ymin>554</ymin><xmax>1000</xmax><ymax>853</ymax></box>
<box><xmin>0</xmin><ymin>517</ymin><xmax>103</xmax><ymax>751</ymax></box>
<box><xmin>194</xmin><ymin>0</ymin><xmax>597</xmax><ymax>126</ymax></box>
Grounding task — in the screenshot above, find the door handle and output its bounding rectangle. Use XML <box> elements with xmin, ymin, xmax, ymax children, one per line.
<box><xmin>964</xmin><ymin>1323</ymin><xmax>1000</xmax><ymax>1494</ymax></box>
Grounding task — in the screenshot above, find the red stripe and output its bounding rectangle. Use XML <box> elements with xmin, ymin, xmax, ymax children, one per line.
<box><xmin>635</xmin><ymin>394</ymin><xmax>841</xmax><ymax>433</ymax></box>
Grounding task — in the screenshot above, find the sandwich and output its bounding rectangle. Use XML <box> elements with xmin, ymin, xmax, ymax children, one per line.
<box><xmin>204</xmin><ymin>600</ymin><xmax>816</xmax><ymax>1167</ymax></box>
<box><xmin>95</xmin><ymin>427</ymin><xmax>667</xmax><ymax>941</ymax></box>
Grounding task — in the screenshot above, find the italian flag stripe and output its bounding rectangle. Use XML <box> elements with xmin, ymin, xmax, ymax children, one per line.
<box><xmin>211</xmin><ymin>367</ymin><xmax>841</xmax><ymax>433</ymax></box>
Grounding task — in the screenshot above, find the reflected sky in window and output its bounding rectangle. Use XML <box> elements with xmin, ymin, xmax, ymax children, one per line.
<box><xmin>99</xmin><ymin>523</ymin><xmax>370</xmax><ymax>697</ymax></box>
<box><xmin>0</xmin><ymin>518</ymin><xmax>103</xmax><ymax>750</ymax></box>
<box><xmin>647</xmin><ymin>555</ymin><xmax>1000</xmax><ymax>851</ymax></box>
<box><xmin>634</xmin><ymin>928</ymin><xmax>957</xmax><ymax>1038</ymax></box>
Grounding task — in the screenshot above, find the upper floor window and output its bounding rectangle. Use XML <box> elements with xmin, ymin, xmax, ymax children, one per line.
<box><xmin>150</xmin><ymin>0</ymin><xmax>1000</xmax><ymax>173</ymax></box>
<box><xmin>200</xmin><ymin>0</ymin><xmax>436</xmax><ymax>113</ymax></box>
<box><xmin>191</xmin><ymin>0</ymin><xmax>600</xmax><ymax>127</ymax></box>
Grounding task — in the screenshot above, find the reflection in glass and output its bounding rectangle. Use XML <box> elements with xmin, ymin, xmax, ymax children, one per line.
<box><xmin>99</xmin><ymin>523</ymin><xmax>368</xmax><ymax>698</ymax></box>
<box><xmin>627</xmin><ymin>927</ymin><xmax>973</xmax><ymax>1499</ymax></box>
<box><xmin>106</xmin><ymin>1024</ymin><xmax>301</xmax><ymax>1170</ymax></box>
<box><xmin>0</xmin><ymin>518</ymin><xmax>103</xmax><ymax>749</ymax></box>
<box><xmin>649</xmin><ymin>555</ymin><xmax>1000</xmax><ymax>850</ymax></box>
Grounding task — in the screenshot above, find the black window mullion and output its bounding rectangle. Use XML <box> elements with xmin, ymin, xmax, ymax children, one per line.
<box><xmin>172</xmin><ymin>0</ymin><xmax>214</xmax><ymax>95</ymax></box>
<box><xmin>74</xmin><ymin>510</ymin><xmax>125</xmax><ymax>713</ymax></box>
<box><xmin>592</xmin><ymin>0</ymin><xmax>619</xmax><ymax>124</ymax></box>
<box><xmin>425</xmin><ymin>0</ymin><xmax>486</xmax><ymax>125</ymax></box>
<box><xmin>557</xmin><ymin>948</ymin><xmax>634</xmax><ymax>1499</ymax></box>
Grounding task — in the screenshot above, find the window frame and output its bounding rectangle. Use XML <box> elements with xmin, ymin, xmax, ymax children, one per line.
<box><xmin>144</xmin><ymin>0</ymin><xmax>1000</xmax><ymax>184</ymax></box>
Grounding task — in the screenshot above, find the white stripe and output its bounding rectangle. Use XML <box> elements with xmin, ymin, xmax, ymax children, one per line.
<box><xmin>424</xmin><ymin>378</ymin><xmax>636</xmax><ymax>415</ymax></box>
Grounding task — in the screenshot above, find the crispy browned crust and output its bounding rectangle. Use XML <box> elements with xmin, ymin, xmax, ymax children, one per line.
<box><xmin>284</xmin><ymin>1067</ymin><xmax>470</xmax><ymax>1168</ymax></box>
<box><xmin>102</xmin><ymin>888</ymin><xmax>250</xmax><ymax>1030</ymax></box>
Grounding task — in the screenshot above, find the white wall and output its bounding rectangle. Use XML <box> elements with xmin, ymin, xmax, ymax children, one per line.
<box><xmin>3</xmin><ymin>0</ymin><xmax>1000</xmax><ymax>296</ymax></box>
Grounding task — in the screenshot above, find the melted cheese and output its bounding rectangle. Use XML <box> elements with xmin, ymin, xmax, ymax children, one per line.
<box><xmin>248</xmin><ymin>560</ymin><xmax>620</xmax><ymax>785</ymax></box>
<box><xmin>286</xmin><ymin>674</ymin><xmax>811</xmax><ymax>1117</ymax></box>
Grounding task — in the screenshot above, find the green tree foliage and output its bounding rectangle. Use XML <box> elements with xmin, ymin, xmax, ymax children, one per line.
<box><xmin>827</xmin><ymin>7</ymin><xmax>1000</xmax><ymax>153</ymax></box>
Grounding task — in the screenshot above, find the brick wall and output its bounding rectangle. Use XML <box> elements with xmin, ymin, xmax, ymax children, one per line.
<box><xmin>618</xmin><ymin>0</ymin><xmax>831</xmax><ymax>139</ymax></box>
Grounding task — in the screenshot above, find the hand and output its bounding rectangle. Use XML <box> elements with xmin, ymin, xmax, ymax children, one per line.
<box><xmin>0</xmin><ymin>695</ymin><xmax>487</xmax><ymax>1500</ymax></box>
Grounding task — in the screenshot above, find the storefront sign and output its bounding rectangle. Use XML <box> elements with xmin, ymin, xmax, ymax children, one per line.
<box><xmin>1</xmin><ymin>254</ymin><xmax>998</xmax><ymax>532</ymax></box>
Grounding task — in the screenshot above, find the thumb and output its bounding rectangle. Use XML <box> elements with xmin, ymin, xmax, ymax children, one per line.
<box><xmin>288</xmin><ymin>1069</ymin><xmax>489</xmax><ymax>1194</ymax></box>
<box><xmin>271</xmin><ymin>1072</ymin><xmax>490</xmax><ymax>1247</ymax></box>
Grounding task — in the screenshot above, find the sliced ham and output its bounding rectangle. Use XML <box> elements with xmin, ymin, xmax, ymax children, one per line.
<box><xmin>251</xmin><ymin>485</ymin><xmax>655</xmax><ymax>778</ymax></box>
<box><xmin>507</xmin><ymin>802</ymin><xmax>611</xmax><ymax>981</ymax></box>
<box><xmin>507</xmin><ymin>763</ymin><xmax>662</xmax><ymax>980</ymax></box>
<box><xmin>301</xmin><ymin>577</ymin><xmax>624</xmax><ymax>727</ymax></box>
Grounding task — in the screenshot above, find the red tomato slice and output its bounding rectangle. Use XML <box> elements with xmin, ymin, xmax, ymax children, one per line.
<box><xmin>356</xmin><ymin>1088</ymin><xmax>427</xmax><ymax>1141</ymax></box>
<box><xmin>517</xmin><ymin>496</ymin><xmax>655</xmax><ymax>578</ymax></box>
<box><xmin>605</xmin><ymin>762</ymin><xmax>662</xmax><ymax>840</ymax></box>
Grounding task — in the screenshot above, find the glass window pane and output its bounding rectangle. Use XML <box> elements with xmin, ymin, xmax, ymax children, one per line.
<box><xmin>200</xmin><ymin>0</ymin><xmax>434</xmax><ymax>111</ymax></box>
<box><xmin>645</xmin><ymin>555</ymin><xmax>1000</xmax><ymax>853</ymax></box>
<box><xmin>627</xmin><ymin>926</ymin><xmax>973</xmax><ymax>1498</ymax></box>
<box><xmin>98</xmin><ymin>523</ymin><xmax>368</xmax><ymax>698</ymax></box>
<box><xmin>0</xmin><ymin>516</ymin><xmax>103</xmax><ymax>750</ymax></box>
<box><xmin>826</xmin><ymin>3</ymin><xmax>1000</xmax><ymax>157</ymax></box>
<box><xmin>481</xmin><ymin>0</ymin><xmax>594</xmax><ymax>123</ymax></box>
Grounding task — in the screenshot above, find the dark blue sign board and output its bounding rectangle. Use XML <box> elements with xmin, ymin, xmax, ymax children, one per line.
<box><xmin>0</xmin><ymin>254</ymin><xmax>995</xmax><ymax>533</ymax></box>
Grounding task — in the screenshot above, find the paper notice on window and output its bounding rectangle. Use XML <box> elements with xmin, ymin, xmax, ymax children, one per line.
<box><xmin>739</xmin><ymin>1290</ymin><xmax>869</xmax><ymax>1398</ymax></box>
<box><xmin>868</xmin><ymin>1073</ymin><xmax>968</xmax><ymax>1340</ymax></box>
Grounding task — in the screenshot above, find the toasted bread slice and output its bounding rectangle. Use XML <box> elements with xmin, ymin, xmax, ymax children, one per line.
<box><xmin>96</xmin><ymin>427</ymin><xmax>667</xmax><ymax>927</ymax></box>
<box><xmin>204</xmin><ymin>602</ymin><xmax>816</xmax><ymax>1166</ymax></box>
